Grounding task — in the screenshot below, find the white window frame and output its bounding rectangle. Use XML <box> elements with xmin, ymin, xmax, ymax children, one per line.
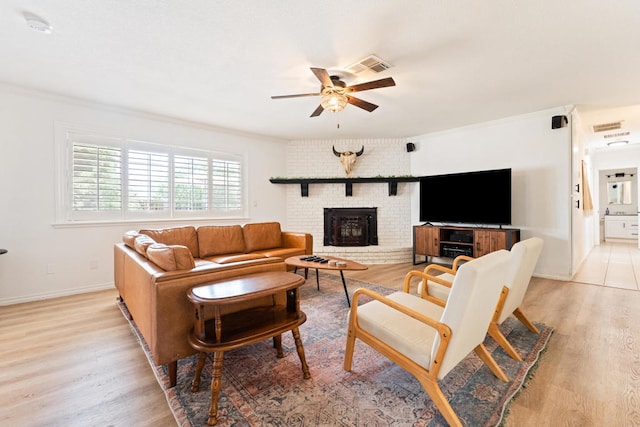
<box><xmin>54</xmin><ymin>123</ymin><xmax>247</xmax><ymax>225</ymax></box>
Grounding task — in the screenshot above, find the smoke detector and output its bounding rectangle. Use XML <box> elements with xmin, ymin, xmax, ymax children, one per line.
<box><xmin>23</xmin><ymin>12</ymin><xmax>52</xmax><ymax>34</ymax></box>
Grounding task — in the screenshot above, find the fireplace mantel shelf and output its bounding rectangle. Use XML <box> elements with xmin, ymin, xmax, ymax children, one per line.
<box><xmin>269</xmin><ymin>177</ymin><xmax>420</xmax><ymax>197</ymax></box>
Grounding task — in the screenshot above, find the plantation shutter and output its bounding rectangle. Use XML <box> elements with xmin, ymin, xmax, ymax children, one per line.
<box><xmin>174</xmin><ymin>154</ymin><xmax>209</xmax><ymax>212</ymax></box>
<box><xmin>71</xmin><ymin>141</ymin><xmax>122</xmax><ymax>215</ymax></box>
<box><xmin>212</xmin><ymin>158</ymin><xmax>242</xmax><ymax>212</ymax></box>
<box><xmin>127</xmin><ymin>149</ymin><xmax>170</xmax><ymax>212</ymax></box>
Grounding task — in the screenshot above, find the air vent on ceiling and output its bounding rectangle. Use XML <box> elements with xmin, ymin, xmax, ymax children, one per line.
<box><xmin>603</xmin><ymin>131</ymin><xmax>630</xmax><ymax>139</ymax></box>
<box><xmin>345</xmin><ymin>54</ymin><xmax>392</xmax><ymax>74</ymax></box>
<box><xmin>592</xmin><ymin>121</ymin><xmax>622</xmax><ymax>133</ymax></box>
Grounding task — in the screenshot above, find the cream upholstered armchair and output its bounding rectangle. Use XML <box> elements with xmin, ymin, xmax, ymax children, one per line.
<box><xmin>422</xmin><ymin>237</ymin><xmax>544</xmax><ymax>361</ymax></box>
<box><xmin>344</xmin><ymin>250</ymin><xmax>511</xmax><ymax>427</ymax></box>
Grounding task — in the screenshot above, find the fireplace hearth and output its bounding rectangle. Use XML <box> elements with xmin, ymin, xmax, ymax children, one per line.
<box><xmin>324</xmin><ymin>207</ymin><xmax>378</xmax><ymax>247</ymax></box>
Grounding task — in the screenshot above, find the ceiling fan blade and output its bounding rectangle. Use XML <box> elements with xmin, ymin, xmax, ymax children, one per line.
<box><xmin>310</xmin><ymin>67</ymin><xmax>334</xmax><ymax>88</ymax></box>
<box><xmin>347</xmin><ymin>77</ymin><xmax>396</xmax><ymax>93</ymax></box>
<box><xmin>347</xmin><ymin>96</ymin><xmax>378</xmax><ymax>112</ymax></box>
<box><xmin>271</xmin><ymin>92</ymin><xmax>321</xmax><ymax>99</ymax></box>
<box><xmin>310</xmin><ymin>105</ymin><xmax>324</xmax><ymax>117</ymax></box>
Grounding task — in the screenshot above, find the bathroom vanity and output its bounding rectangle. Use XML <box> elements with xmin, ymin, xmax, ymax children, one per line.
<box><xmin>604</xmin><ymin>215</ymin><xmax>638</xmax><ymax>240</ymax></box>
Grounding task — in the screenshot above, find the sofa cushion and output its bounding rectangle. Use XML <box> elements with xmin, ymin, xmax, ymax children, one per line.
<box><xmin>242</xmin><ymin>222</ymin><xmax>283</xmax><ymax>252</ymax></box>
<box><xmin>207</xmin><ymin>253</ymin><xmax>267</xmax><ymax>264</ymax></box>
<box><xmin>252</xmin><ymin>247</ymin><xmax>306</xmax><ymax>259</ymax></box>
<box><xmin>197</xmin><ymin>225</ymin><xmax>246</xmax><ymax>257</ymax></box>
<box><xmin>134</xmin><ymin>235</ymin><xmax>156</xmax><ymax>256</ymax></box>
<box><xmin>122</xmin><ymin>230</ymin><xmax>141</xmax><ymax>249</ymax></box>
<box><xmin>147</xmin><ymin>243</ymin><xmax>196</xmax><ymax>271</ymax></box>
<box><xmin>140</xmin><ymin>226</ymin><xmax>199</xmax><ymax>258</ymax></box>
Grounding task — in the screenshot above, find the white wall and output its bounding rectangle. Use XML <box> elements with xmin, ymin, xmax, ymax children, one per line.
<box><xmin>409</xmin><ymin>107</ymin><xmax>573</xmax><ymax>279</ymax></box>
<box><xmin>0</xmin><ymin>85</ymin><xmax>288</xmax><ymax>305</ymax></box>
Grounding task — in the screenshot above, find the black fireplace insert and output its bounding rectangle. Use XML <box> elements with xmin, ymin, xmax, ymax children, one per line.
<box><xmin>323</xmin><ymin>207</ymin><xmax>378</xmax><ymax>246</ymax></box>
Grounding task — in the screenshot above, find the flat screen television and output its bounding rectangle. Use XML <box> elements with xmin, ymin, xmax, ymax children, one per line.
<box><xmin>419</xmin><ymin>168</ymin><xmax>512</xmax><ymax>225</ymax></box>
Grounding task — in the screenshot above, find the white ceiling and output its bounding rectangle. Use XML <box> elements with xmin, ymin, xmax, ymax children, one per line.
<box><xmin>3</xmin><ymin>1</ymin><xmax>640</xmax><ymax>146</ymax></box>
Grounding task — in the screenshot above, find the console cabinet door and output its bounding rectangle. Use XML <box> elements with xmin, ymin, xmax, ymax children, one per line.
<box><xmin>474</xmin><ymin>230</ymin><xmax>507</xmax><ymax>257</ymax></box>
<box><xmin>414</xmin><ymin>226</ymin><xmax>440</xmax><ymax>257</ymax></box>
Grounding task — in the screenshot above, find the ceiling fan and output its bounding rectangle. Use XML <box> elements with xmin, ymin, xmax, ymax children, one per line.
<box><xmin>271</xmin><ymin>67</ymin><xmax>396</xmax><ymax>117</ymax></box>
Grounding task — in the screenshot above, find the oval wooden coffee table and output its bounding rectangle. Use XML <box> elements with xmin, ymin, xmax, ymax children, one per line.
<box><xmin>285</xmin><ymin>255</ymin><xmax>368</xmax><ymax>306</ymax></box>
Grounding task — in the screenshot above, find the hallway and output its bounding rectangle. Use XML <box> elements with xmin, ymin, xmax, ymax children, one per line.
<box><xmin>573</xmin><ymin>241</ymin><xmax>640</xmax><ymax>291</ymax></box>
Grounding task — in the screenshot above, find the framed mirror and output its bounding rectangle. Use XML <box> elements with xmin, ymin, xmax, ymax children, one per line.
<box><xmin>607</xmin><ymin>180</ymin><xmax>632</xmax><ymax>205</ymax></box>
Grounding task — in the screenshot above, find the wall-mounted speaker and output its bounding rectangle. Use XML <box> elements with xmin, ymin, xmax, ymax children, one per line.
<box><xmin>406</xmin><ymin>142</ymin><xmax>416</xmax><ymax>152</ymax></box>
<box><xmin>552</xmin><ymin>115</ymin><xmax>568</xmax><ymax>129</ymax></box>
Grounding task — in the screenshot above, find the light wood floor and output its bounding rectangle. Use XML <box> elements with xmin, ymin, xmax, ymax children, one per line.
<box><xmin>572</xmin><ymin>241</ymin><xmax>640</xmax><ymax>291</ymax></box>
<box><xmin>2</xmin><ymin>257</ymin><xmax>640</xmax><ymax>426</ymax></box>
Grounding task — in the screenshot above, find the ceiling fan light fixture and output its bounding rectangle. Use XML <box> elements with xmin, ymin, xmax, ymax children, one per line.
<box><xmin>320</xmin><ymin>92</ymin><xmax>348</xmax><ymax>113</ymax></box>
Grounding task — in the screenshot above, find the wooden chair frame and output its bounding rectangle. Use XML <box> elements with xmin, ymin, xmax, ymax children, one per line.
<box><xmin>422</xmin><ymin>253</ymin><xmax>540</xmax><ymax>362</ymax></box>
<box><xmin>344</xmin><ymin>270</ymin><xmax>508</xmax><ymax>427</ymax></box>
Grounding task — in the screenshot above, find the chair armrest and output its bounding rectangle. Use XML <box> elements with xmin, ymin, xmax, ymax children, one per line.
<box><xmin>351</xmin><ymin>287</ymin><xmax>450</xmax><ymax>336</ymax></box>
<box><xmin>424</xmin><ymin>263</ymin><xmax>455</xmax><ymax>276</ymax></box>
<box><xmin>451</xmin><ymin>255</ymin><xmax>474</xmax><ymax>271</ymax></box>
<box><xmin>403</xmin><ymin>270</ymin><xmax>448</xmax><ymax>307</ymax></box>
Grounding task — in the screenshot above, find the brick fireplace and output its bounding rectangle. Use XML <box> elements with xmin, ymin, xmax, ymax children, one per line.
<box><xmin>283</xmin><ymin>138</ymin><xmax>414</xmax><ymax>264</ymax></box>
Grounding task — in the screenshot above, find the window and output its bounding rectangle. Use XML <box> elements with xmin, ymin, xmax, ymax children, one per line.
<box><xmin>57</xmin><ymin>129</ymin><xmax>246</xmax><ymax>223</ymax></box>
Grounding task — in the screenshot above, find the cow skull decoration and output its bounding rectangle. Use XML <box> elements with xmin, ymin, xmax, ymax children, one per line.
<box><xmin>333</xmin><ymin>145</ymin><xmax>364</xmax><ymax>176</ymax></box>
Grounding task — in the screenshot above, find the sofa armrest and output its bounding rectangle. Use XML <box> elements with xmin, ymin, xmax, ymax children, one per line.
<box><xmin>282</xmin><ymin>231</ymin><xmax>313</xmax><ymax>254</ymax></box>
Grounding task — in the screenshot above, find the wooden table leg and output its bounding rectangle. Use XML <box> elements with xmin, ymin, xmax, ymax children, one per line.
<box><xmin>273</xmin><ymin>334</ymin><xmax>284</xmax><ymax>358</ymax></box>
<box><xmin>207</xmin><ymin>351</ymin><xmax>224</xmax><ymax>426</ymax></box>
<box><xmin>191</xmin><ymin>352</ymin><xmax>207</xmax><ymax>392</ymax></box>
<box><xmin>291</xmin><ymin>327</ymin><xmax>311</xmax><ymax>379</ymax></box>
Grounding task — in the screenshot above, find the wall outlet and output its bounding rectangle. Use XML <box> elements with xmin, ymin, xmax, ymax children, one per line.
<box><xmin>46</xmin><ymin>263</ymin><xmax>56</xmax><ymax>275</ymax></box>
<box><xmin>89</xmin><ymin>260</ymin><xmax>99</xmax><ymax>270</ymax></box>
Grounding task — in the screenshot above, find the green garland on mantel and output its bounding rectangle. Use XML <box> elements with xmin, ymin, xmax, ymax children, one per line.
<box><xmin>270</xmin><ymin>175</ymin><xmax>416</xmax><ymax>180</ymax></box>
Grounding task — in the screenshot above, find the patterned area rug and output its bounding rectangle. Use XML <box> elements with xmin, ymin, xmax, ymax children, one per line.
<box><xmin>119</xmin><ymin>272</ymin><xmax>553</xmax><ymax>427</ymax></box>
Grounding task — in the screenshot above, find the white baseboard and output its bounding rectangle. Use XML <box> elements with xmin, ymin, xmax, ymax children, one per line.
<box><xmin>0</xmin><ymin>282</ymin><xmax>115</xmax><ymax>306</ymax></box>
<box><xmin>531</xmin><ymin>272</ymin><xmax>573</xmax><ymax>282</ymax></box>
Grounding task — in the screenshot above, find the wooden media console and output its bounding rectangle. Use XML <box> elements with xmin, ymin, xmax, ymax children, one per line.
<box><xmin>413</xmin><ymin>225</ymin><xmax>520</xmax><ymax>264</ymax></box>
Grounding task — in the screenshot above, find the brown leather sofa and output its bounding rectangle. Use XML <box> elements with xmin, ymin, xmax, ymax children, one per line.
<box><xmin>113</xmin><ymin>222</ymin><xmax>312</xmax><ymax>386</ymax></box>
